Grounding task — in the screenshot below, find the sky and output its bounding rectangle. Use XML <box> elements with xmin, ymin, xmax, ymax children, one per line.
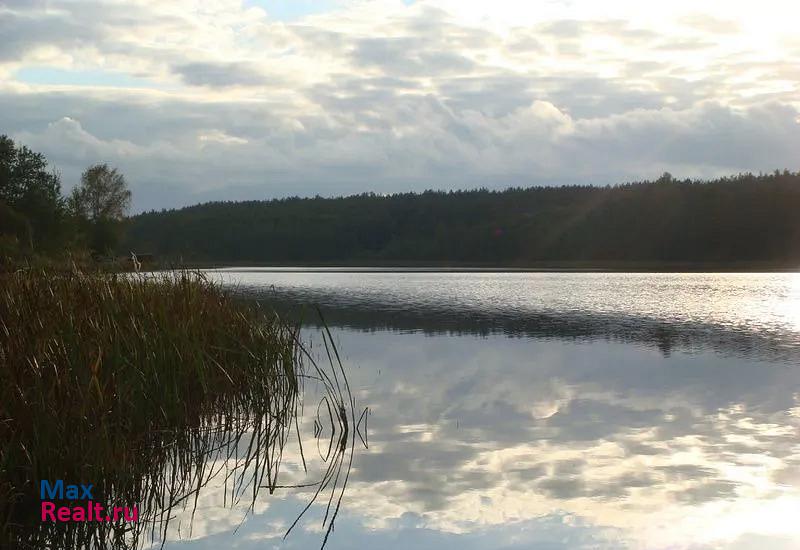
<box><xmin>2</xmin><ymin>0</ymin><xmax>799</xmax><ymax>212</ymax></box>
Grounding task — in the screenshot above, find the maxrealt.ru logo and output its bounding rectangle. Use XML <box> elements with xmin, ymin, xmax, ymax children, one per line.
<box><xmin>40</xmin><ymin>480</ymin><xmax>139</xmax><ymax>522</ymax></box>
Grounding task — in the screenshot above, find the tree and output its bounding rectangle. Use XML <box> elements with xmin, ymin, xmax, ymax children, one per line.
<box><xmin>69</xmin><ymin>164</ymin><xmax>132</xmax><ymax>255</ymax></box>
<box><xmin>0</xmin><ymin>135</ymin><xmax>64</xmax><ymax>250</ymax></box>
<box><xmin>69</xmin><ymin>163</ymin><xmax>131</xmax><ymax>222</ymax></box>
<box><xmin>656</xmin><ymin>171</ymin><xmax>674</xmax><ymax>184</ymax></box>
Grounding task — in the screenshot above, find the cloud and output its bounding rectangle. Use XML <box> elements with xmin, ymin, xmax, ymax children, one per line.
<box><xmin>172</xmin><ymin>61</ymin><xmax>276</xmax><ymax>87</ymax></box>
<box><xmin>7</xmin><ymin>91</ymin><xmax>799</xmax><ymax>212</ymax></box>
<box><xmin>673</xmin><ymin>480</ymin><xmax>739</xmax><ymax>504</ymax></box>
<box><xmin>0</xmin><ymin>0</ymin><xmax>799</xmax><ymax>210</ymax></box>
<box><xmin>351</xmin><ymin>37</ymin><xmax>476</xmax><ymax>77</ymax></box>
<box><xmin>0</xmin><ymin>8</ymin><xmax>105</xmax><ymax>62</ymax></box>
<box><xmin>680</xmin><ymin>14</ymin><xmax>741</xmax><ymax>34</ymax></box>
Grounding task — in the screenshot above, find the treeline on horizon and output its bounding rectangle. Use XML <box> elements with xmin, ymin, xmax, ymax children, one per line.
<box><xmin>125</xmin><ymin>171</ymin><xmax>800</xmax><ymax>266</ymax></box>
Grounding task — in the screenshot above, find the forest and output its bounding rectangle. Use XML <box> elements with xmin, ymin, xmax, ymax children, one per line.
<box><xmin>124</xmin><ymin>171</ymin><xmax>800</xmax><ymax>267</ymax></box>
<box><xmin>3</xmin><ymin>132</ymin><xmax>799</xmax><ymax>267</ymax></box>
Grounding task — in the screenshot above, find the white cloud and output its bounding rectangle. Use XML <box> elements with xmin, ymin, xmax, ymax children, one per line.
<box><xmin>1</xmin><ymin>0</ymin><xmax>799</xmax><ymax>210</ymax></box>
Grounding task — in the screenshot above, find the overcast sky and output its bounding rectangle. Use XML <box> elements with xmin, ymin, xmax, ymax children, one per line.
<box><xmin>2</xmin><ymin>0</ymin><xmax>799</xmax><ymax>211</ymax></box>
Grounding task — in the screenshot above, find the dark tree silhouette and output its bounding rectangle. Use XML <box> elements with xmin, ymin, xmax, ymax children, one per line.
<box><xmin>124</xmin><ymin>170</ymin><xmax>800</xmax><ymax>267</ymax></box>
<box><xmin>0</xmin><ymin>135</ymin><xmax>64</xmax><ymax>252</ymax></box>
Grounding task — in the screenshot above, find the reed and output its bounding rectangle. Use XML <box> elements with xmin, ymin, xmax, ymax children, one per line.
<box><xmin>0</xmin><ymin>268</ymin><xmax>306</xmax><ymax>548</ymax></box>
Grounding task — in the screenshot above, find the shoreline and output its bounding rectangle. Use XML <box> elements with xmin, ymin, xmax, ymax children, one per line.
<box><xmin>158</xmin><ymin>260</ymin><xmax>800</xmax><ymax>273</ymax></box>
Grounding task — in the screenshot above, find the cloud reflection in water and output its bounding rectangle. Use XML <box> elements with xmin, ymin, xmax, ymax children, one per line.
<box><xmin>162</xmin><ymin>272</ymin><xmax>800</xmax><ymax>549</ymax></box>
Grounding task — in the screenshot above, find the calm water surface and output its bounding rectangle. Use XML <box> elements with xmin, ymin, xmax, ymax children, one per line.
<box><xmin>158</xmin><ymin>270</ymin><xmax>800</xmax><ymax>549</ymax></box>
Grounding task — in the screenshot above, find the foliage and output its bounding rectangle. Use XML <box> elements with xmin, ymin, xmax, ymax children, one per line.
<box><xmin>0</xmin><ymin>200</ymin><xmax>31</xmax><ymax>254</ymax></box>
<box><xmin>68</xmin><ymin>163</ymin><xmax>132</xmax><ymax>256</ymax></box>
<box><xmin>125</xmin><ymin>170</ymin><xmax>800</xmax><ymax>265</ymax></box>
<box><xmin>0</xmin><ymin>136</ymin><xmax>64</xmax><ymax>252</ymax></box>
<box><xmin>0</xmin><ymin>136</ymin><xmax>132</xmax><ymax>260</ymax></box>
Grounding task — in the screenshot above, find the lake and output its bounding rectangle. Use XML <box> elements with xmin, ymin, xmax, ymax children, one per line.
<box><xmin>158</xmin><ymin>270</ymin><xmax>800</xmax><ymax>549</ymax></box>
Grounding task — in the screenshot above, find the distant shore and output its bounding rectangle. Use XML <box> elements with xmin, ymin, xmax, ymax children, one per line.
<box><xmin>165</xmin><ymin>260</ymin><xmax>800</xmax><ymax>273</ymax></box>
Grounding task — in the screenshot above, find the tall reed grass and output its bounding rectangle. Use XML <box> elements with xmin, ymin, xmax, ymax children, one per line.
<box><xmin>0</xmin><ymin>268</ymin><xmax>307</xmax><ymax>548</ymax></box>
